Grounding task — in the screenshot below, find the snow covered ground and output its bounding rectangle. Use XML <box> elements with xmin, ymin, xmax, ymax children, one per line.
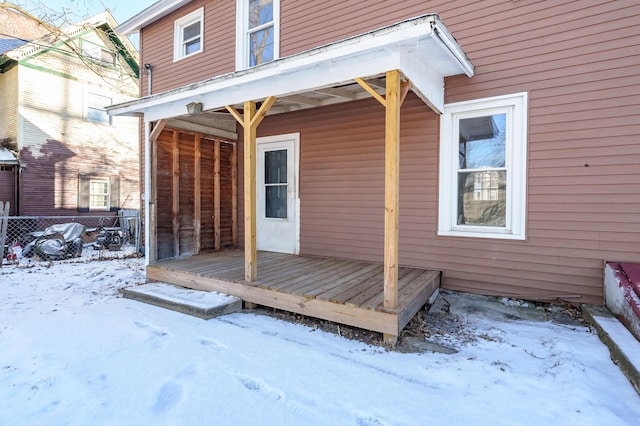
<box><xmin>1</xmin><ymin>256</ymin><xmax>639</xmax><ymax>425</ymax></box>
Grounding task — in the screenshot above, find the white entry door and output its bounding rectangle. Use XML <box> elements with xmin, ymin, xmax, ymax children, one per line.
<box><xmin>257</xmin><ymin>133</ymin><xmax>300</xmax><ymax>254</ymax></box>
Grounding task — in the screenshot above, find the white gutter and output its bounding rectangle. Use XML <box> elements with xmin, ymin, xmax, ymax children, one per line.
<box><xmin>116</xmin><ymin>0</ymin><xmax>192</xmax><ymax>35</ymax></box>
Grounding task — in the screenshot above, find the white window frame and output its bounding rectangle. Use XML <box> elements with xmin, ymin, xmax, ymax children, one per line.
<box><xmin>438</xmin><ymin>92</ymin><xmax>528</xmax><ymax>240</ymax></box>
<box><xmin>86</xmin><ymin>92</ymin><xmax>112</xmax><ymax>125</ymax></box>
<box><xmin>235</xmin><ymin>0</ymin><xmax>280</xmax><ymax>70</ymax></box>
<box><xmin>89</xmin><ymin>179</ymin><xmax>110</xmax><ymax>211</ymax></box>
<box><xmin>173</xmin><ymin>7</ymin><xmax>204</xmax><ymax>62</ymax></box>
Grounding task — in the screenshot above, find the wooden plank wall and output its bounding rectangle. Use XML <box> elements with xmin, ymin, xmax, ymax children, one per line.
<box><xmin>155</xmin><ymin>128</ymin><xmax>236</xmax><ymax>260</ymax></box>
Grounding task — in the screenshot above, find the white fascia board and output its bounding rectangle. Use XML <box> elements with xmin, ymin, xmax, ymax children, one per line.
<box><xmin>142</xmin><ymin>47</ymin><xmax>401</xmax><ymax>121</ymax></box>
<box><xmin>399</xmin><ymin>49</ymin><xmax>444</xmax><ymax>113</ymax></box>
<box><xmin>116</xmin><ymin>0</ymin><xmax>192</xmax><ymax>35</ymax></box>
<box><xmin>109</xmin><ymin>14</ymin><xmax>473</xmax><ymax>120</ymax></box>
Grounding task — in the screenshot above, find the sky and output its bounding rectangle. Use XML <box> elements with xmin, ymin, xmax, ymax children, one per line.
<box><xmin>17</xmin><ymin>0</ymin><xmax>158</xmax><ymax>25</ymax></box>
<box><xmin>1</xmin><ymin>251</ymin><xmax>639</xmax><ymax>424</ymax></box>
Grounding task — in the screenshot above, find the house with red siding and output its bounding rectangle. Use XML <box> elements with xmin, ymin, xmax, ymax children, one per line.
<box><xmin>0</xmin><ymin>9</ymin><xmax>140</xmax><ymax>216</ymax></box>
<box><xmin>109</xmin><ymin>0</ymin><xmax>639</xmax><ymax>344</ymax></box>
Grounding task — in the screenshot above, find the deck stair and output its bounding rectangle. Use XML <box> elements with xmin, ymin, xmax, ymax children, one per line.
<box><xmin>122</xmin><ymin>282</ymin><xmax>242</xmax><ymax>319</ymax></box>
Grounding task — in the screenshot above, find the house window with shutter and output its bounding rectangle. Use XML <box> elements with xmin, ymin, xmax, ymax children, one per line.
<box><xmin>174</xmin><ymin>7</ymin><xmax>204</xmax><ymax>61</ymax></box>
<box><xmin>236</xmin><ymin>0</ymin><xmax>280</xmax><ymax>69</ymax></box>
<box><xmin>78</xmin><ymin>176</ymin><xmax>120</xmax><ymax>212</ymax></box>
<box><xmin>438</xmin><ymin>92</ymin><xmax>528</xmax><ymax>240</ymax></box>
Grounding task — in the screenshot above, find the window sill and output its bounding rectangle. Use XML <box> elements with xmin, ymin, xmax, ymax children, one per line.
<box><xmin>438</xmin><ymin>229</ymin><xmax>526</xmax><ymax>241</ymax></box>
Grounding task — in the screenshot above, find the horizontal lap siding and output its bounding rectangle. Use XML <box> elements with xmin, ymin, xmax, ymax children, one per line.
<box><xmin>148</xmin><ymin>1</ymin><xmax>639</xmax><ymax>304</ymax></box>
<box><xmin>441</xmin><ymin>0</ymin><xmax>640</xmax><ymax>303</ymax></box>
<box><xmin>140</xmin><ymin>0</ymin><xmax>235</xmax><ymax>95</ymax></box>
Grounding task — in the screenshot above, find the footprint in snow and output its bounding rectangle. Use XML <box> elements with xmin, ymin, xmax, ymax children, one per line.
<box><xmin>356</xmin><ymin>415</ymin><xmax>387</xmax><ymax>426</ymax></box>
<box><xmin>152</xmin><ymin>382</ymin><xmax>183</xmax><ymax>413</ymax></box>
<box><xmin>237</xmin><ymin>375</ymin><xmax>284</xmax><ymax>401</ymax></box>
<box><xmin>134</xmin><ymin>321</ymin><xmax>168</xmax><ymax>337</ymax></box>
<box><xmin>200</xmin><ymin>338</ymin><xmax>226</xmax><ymax>351</ymax></box>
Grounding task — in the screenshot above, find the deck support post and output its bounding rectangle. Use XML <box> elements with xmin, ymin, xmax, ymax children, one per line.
<box><xmin>226</xmin><ymin>96</ymin><xmax>277</xmax><ymax>282</ymax></box>
<box><xmin>356</xmin><ymin>71</ymin><xmax>405</xmax><ymax>345</ymax></box>
<box><xmin>243</xmin><ymin>101</ymin><xmax>257</xmax><ymax>281</ymax></box>
<box><xmin>384</xmin><ymin>70</ymin><xmax>401</xmax><ymax>310</ymax></box>
<box><xmin>383</xmin><ymin>69</ymin><xmax>401</xmax><ymax>345</ymax></box>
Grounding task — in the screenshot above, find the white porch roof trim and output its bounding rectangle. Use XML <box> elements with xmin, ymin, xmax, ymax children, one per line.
<box><xmin>108</xmin><ymin>14</ymin><xmax>473</xmax><ymax>122</ymax></box>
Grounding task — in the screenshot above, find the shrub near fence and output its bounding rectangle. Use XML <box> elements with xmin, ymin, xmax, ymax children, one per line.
<box><xmin>0</xmin><ymin>212</ymin><xmax>140</xmax><ymax>265</ymax></box>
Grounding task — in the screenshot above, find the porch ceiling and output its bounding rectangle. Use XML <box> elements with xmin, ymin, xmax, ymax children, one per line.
<box><xmin>108</xmin><ymin>14</ymin><xmax>473</xmax><ymax>123</ymax></box>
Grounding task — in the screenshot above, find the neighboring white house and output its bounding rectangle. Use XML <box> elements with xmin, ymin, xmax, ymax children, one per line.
<box><xmin>0</xmin><ymin>9</ymin><xmax>140</xmax><ymax>216</ymax></box>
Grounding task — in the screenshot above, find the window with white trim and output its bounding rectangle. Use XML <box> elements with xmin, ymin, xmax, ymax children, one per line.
<box><xmin>236</xmin><ymin>0</ymin><xmax>279</xmax><ymax>69</ymax></box>
<box><xmin>78</xmin><ymin>175</ymin><xmax>120</xmax><ymax>212</ymax></box>
<box><xmin>86</xmin><ymin>93</ymin><xmax>112</xmax><ymax>124</ymax></box>
<box><xmin>89</xmin><ymin>179</ymin><xmax>110</xmax><ymax>210</ymax></box>
<box><xmin>174</xmin><ymin>7</ymin><xmax>204</xmax><ymax>61</ymax></box>
<box><xmin>438</xmin><ymin>92</ymin><xmax>528</xmax><ymax>240</ymax></box>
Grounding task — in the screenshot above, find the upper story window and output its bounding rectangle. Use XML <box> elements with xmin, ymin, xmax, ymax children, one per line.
<box><xmin>86</xmin><ymin>93</ymin><xmax>112</xmax><ymax>124</ymax></box>
<box><xmin>236</xmin><ymin>0</ymin><xmax>280</xmax><ymax>69</ymax></box>
<box><xmin>438</xmin><ymin>92</ymin><xmax>528</xmax><ymax>240</ymax></box>
<box><xmin>174</xmin><ymin>7</ymin><xmax>204</xmax><ymax>61</ymax></box>
<box><xmin>81</xmin><ymin>39</ymin><xmax>116</xmax><ymax>66</ymax></box>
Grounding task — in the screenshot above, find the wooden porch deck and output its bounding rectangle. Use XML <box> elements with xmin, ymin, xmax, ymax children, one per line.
<box><xmin>147</xmin><ymin>250</ymin><xmax>440</xmax><ymax>338</ymax></box>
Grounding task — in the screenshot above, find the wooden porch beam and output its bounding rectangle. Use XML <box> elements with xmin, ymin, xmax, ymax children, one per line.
<box><xmin>149</xmin><ymin>119</ymin><xmax>168</xmax><ymax>144</ymax></box>
<box><xmin>355</xmin><ymin>78</ymin><xmax>386</xmax><ymax>107</ymax></box>
<box><xmin>383</xmin><ymin>69</ymin><xmax>401</xmax><ymax>346</ymax></box>
<box><xmin>231</xmin><ymin>143</ymin><xmax>238</xmax><ymax>247</ymax></box>
<box><xmin>225</xmin><ymin>106</ymin><xmax>244</xmax><ymax>126</ymax></box>
<box><xmin>250</xmin><ymin>96</ymin><xmax>277</xmax><ymax>128</ymax></box>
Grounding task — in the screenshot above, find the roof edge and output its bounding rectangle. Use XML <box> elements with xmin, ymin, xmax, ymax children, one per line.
<box><xmin>116</xmin><ymin>0</ymin><xmax>192</xmax><ymax>35</ymax></box>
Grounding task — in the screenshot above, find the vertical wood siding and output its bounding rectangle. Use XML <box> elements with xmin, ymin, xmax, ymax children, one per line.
<box><xmin>155</xmin><ymin>129</ymin><xmax>235</xmax><ymax>260</ymax></box>
<box><xmin>144</xmin><ymin>1</ymin><xmax>639</xmax><ymax>304</ymax></box>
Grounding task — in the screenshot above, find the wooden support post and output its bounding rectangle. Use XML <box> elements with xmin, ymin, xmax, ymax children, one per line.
<box><xmin>194</xmin><ymin>134</ymin><xmax>202</xmax><ymax>254</ymax></box>
<box><xmin>231</xmin><ymin>143</ymin><xmax>238</xmax><ymax>247</ymax></box>
<box><xmin>172</xmin><ymin>130</ymin><xmax>180</xmax><ymax>257</ymax></box>
<box><xmin>214</xmin><ymin>139</ymin><xmax>221</xmax><ymax>251</ymax></box>
<box><xmin>243</xmin><ymin>102</ymin><xmax>257</xmax><ymax>282</ymax></box>
<box><xmin>226</xmin><ymin>97</ymin><xmax>276</xmax><ymax>282</ymax></box>
<box><xmin>383</xmin><ymin>69</ymin><xmax>401</xmax><ymax>316</ymax></box>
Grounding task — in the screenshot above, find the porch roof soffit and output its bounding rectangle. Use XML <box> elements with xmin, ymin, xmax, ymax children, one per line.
<box><xmin>108</xmin><ymin>14</ymin><xmax>473</xmax><ymax>122</ymax></box>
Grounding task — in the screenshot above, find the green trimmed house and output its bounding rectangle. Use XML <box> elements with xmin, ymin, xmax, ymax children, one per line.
<box><xmin>0</xmin><ymin>9</ymin><xmax>140</xmax><ymax>216</ymax></box>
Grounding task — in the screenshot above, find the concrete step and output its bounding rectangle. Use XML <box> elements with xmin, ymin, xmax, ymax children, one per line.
<box><xmin>605</xmin><ymin>262</ymin><xmax>640</xmax><ymax>342</ymax></box>
<box><xmin>583</xmin><ymin>304</ymin><xmax>640</xmax><ymax>395</ymax></box>
<box><xmin>122</xmin><ymin>282</ymin><xmax>242</xmax><ymax>319</ymax></box>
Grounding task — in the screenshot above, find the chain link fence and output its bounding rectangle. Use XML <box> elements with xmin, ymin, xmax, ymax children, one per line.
<box><xmin>1</xmin><ymin>211</ymin><xmax>141</xmax><ymax>266</ymax></box>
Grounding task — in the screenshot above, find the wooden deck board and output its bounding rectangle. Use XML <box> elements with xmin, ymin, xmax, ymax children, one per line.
<box><xmin>147</xmin><ymin>250</ymin><xmax>440</xmax><ymax>337</ymax></box>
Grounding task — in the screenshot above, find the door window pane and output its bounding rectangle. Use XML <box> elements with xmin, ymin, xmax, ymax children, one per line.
<box><xmin>265</xmin><ymin>150</ymin><xmax>287</xmax><ymax>184</ymax></box>
<box><xmin>266</xmin><ymin>185</ymin><xmax>287</xmax><ymax>218</ymax></box>
<box><xmin>264</xmin><ymin>149</ymin><xmax>287</xmax><ymax>219</ymax></box>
